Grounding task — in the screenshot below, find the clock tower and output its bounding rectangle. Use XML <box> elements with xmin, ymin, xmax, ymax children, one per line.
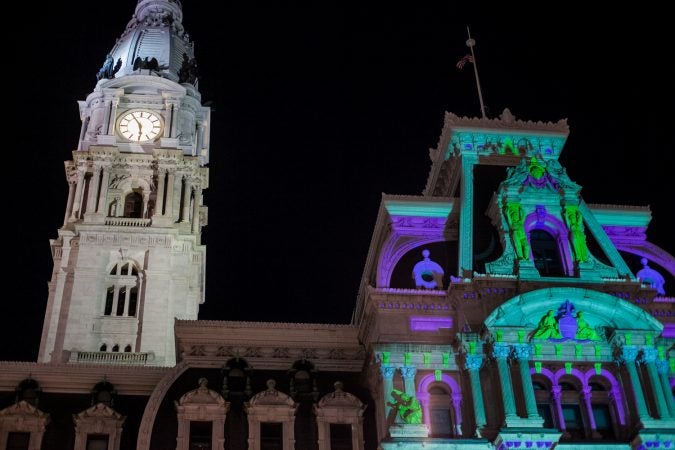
<box><xmin>38</xmin><ymin>0</ymin><xmax>210</xmax><ymax>366</ymax></box>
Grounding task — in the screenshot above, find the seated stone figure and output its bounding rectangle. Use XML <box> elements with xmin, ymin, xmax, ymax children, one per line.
<box><xmin>532</xmin><ymin>310</ymin><xmax>562</xmax><ymax>339</ymax></box>
<box><xmin>574</xmin><ymin>311</ymin><xmax>600</xmax><ymax>341</ymax></box>
<box><xmin>387</xmin><ymin>389</ymin><xmax>422</xmax><ymax>424</ymax></box>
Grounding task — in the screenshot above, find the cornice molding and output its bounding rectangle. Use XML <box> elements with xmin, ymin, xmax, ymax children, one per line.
<box><xmin>0</xmin><ymin>362</ymin><xmax>168</xmax><ymax>395</ymax></box>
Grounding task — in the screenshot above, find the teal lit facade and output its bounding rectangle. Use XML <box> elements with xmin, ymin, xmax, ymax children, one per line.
<box><xmin>355</xmin><ymin>109</ymin><xmax>675</xmax><ymax>449</ymax></box>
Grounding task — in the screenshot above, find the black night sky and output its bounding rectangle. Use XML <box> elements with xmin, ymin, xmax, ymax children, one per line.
<box><xmin>4</xmin><ymin>3</ymin><xmax>674</xmax><ymax>361</ymax></box>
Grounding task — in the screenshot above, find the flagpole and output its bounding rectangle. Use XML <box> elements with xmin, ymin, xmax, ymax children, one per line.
<box><xmin>466</xmin><ymin>26</ymin><xmax>487</xmax><ymax>119</ymax></box>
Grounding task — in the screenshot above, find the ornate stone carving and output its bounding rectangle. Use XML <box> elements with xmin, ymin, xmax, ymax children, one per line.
<box><xmin>465</xmin><ymin>354</ymin><xmax>483</xmax><ymax>371</ymax></box>
<box><xmin>492</xmin><ymin>343</ymin><xmax>511</xmax><ymax>360</ymax></box>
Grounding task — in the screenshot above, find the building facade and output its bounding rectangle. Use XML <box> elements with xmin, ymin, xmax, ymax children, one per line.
<box><xmin>1</xmin><ymin>1</ymin><xmax>674</xmax><ymax>449</ymax></box>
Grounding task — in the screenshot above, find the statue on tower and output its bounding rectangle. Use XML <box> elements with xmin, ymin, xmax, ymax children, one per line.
<box><xmin>96</xmin><ymin>54</ymin><xmax>123</xmax><ymax>80</ymax></box>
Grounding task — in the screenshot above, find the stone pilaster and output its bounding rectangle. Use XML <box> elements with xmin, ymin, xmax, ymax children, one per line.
<box><xmin>458</xmin><ymin>154</ymin><xmax>477</xmax><ymax>277</ymax></box>
<box><xmin>380</xmin><ymin>365</ymin><xmax>396</xmax><ymax>420</ymax></box>
<box><xmin>656</xmin><ymin>359</ymin><xmax>675</xmax><ymax>417</ymax></box>
<box><xmin>513</xmin><ymin>344</ymin><xmax>543</xmax><ymax>424</ymax></box>
<box><xmin>642</xmin><ymin>348</ymin><xmax>671</xmax><ymax>420</ymax></box>
<box><xmin>399</xmin><ymin>366</ymin><xmax>417</xmax><ymax>396</ymax></box>
<box><xmin>465</xmin><ymin>354</ymin><xmax>486</xmax><ymax>437</ymax></box>
<box><xmin>181</xmin><ymin>176</ymin><xmax>191</xmax><ymax>222</ymax></box>
<box><xmin>493</xmin><ymin>343</ymin><xmax>518</xmax><ymax>424</ymax></box>
<box><xmin>620</xmin><ymin>345</ymin><xmax>653</xmax><ymax>425</ymax></box>
<box><xmin>192</xmin><ymin>185</ymin><xmax>202</xmax><ymax>233</ymax></box>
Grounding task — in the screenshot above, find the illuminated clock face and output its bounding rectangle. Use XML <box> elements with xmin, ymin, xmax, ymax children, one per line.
<box><xmin>118</xmin><ymin>110</ymin><xmax>163</xmax><ymax>142</ymax></box>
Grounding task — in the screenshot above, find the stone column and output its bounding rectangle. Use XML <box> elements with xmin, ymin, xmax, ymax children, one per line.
<box><xmin>514</xmin><ymin>344</ymin><xmax>541</xmax><ymax>420</ymax></box>
<box><xmin>551</xmin><ymin>386</ymin><xmax>566</xmax><ymax>431</ymax></box>
<box><xmin>452</xmin><ymin>392</ymin><xmax>463</xmax><ymax>436</ymax></box>
<box><xmin>581</xmin><ymin>386</ymin><xmax>599</xmax><ymax>437</ymax></box>
<box><xmin>111</xmin><ymin>286</ymin><xmax>120</xmax><ymax>317</ymax></box>
<box><xmin>86</xmin><ymin>167</ymin><xmax>101</xmax><ymax>215</ymax></box>
<box><xmin>97</xmin><ymin>167</ymin><xmax>110</xmax><ymax>214</ymax></box>
<box><xmin>108</xmin><ymin>97</ymin><xmax>120</xmax><ymax>135</ymax></box>
<box><xmin>70</xmin><ymin>169</ymin><xmax>86</xmax><ymax>220</ymax></box>
<box><xmin>282</xmin><ymin>420</ymin><xmax>295</xmax><ymax>450</ymax></box>
<box><xmin>465</xmin><ymin>354</ymin><xmax>486</xmax><ymax>436</ymax></box>
<box><xmin>458</xmin><ymin>154</ymin><xmax>477</xmax><ymax>277</ymax></box>
<box><xmin>165</xmin><ymin>170</ymin><xmax>176</xmax><ymax>219</ymax></box>
<box><xmin>400</xmin><ymin>366</ymin><xmax>417</xmax><ymax>396</ymax></box>
<box><xmin>63</xmin><ymin>181</ymin><xmax>76</xmax><ymax>226</ymax></box>
<box><xmin>380</xmin><ymin>365</ymin><xmax>396</xmax><ymax>420</ymax></box>
<box><xmin>620</xmin><ymin>346</ymin><xmax>650</xmax><ymax>420</ymax></box>
<box><xmin>181</xmin><ymin>176</ymin><xmax>191</xmax><ymax>222</ymax></box>
<box><xmin>656</xmin><ymin>360</ymin><xmax>675</xmax><ymax>417</ymax></box>
<box><xmin>122</xmin><ymin>286</ymin><xmax>130</xmax><ymax>317</ymax></box>
<box><xmin>493</xmin><ymin>343</ymin><xmax>518</xmax><ymax>422</ymax></box>
<box><xmin>192</xmin><ymin>185</ymin><xmax>202</xmax><ymax>234</ymax></box>
<box><xmin>154</xmin><ymin>169</ymin><xmax>166</xmax><ymax>216</ymax></box>
<box><xmin>643</xmin><ymin>348</ymin><xmax>671</xmax><ymax>419</ymax></box>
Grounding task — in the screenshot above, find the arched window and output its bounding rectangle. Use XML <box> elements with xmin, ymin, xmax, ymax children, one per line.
<box><xmin>112</xmin><ymin>344</ymin><xmax>119</xmax><ymax>353</ymax></box>
<box><xmin>103</xmin><ymin>261</ymin><xmax>141</xmax><ymax>317</ymax></box>
<box><xmin>531</xmin><ymin>229</ymin><xmax>566</xmax><ymax>276</ymax></box>
<box><xmin>532</xmin><ymin>377</ymin><xmax>554</xmax><ymax>428</ymax></box>
<box><xmin>587</xmin><ymin>377</ymin><xmax>616</xmax><ymax>440</ymax></box>
<box><xmin>99</xmin><ymin>344</ymin><xmax>107</xmax><ymax>352</ymax></box>
<box><xmin>427</xmin><ymin>382</ymin><xmax>454</xmax><ymax>438</ymax></box>
<box><xmin>558</xmin><ymin>377</ymin><xmax>585</xmax><ymax>440</ymax></box>
<box><xmin>124</xmin><ymin>344</ymin><xmax>132</xmax><ymax>353</ymax></box>
<box><xmin>123</xmin><ymin>191</ymin><xmax>143</xmax><ymax>218</ymax></box>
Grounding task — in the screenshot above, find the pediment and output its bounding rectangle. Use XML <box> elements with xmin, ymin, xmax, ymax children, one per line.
<box><xmin>248</xmin><ymin>380</ymin><xmax>294</xmax><ymax>407</ymax></box>
<box><xmin>0</xmin><ymin>400</ymin><xmax>48</xmax><ymax>419</ymax></box>
<box><xmin>176</xmin><ymin>379</ymin><xmax>226</xmax><ymax>407</ymax></box>
<box><xmin>484</xmin><ymin>287</ymin><xmax>663</xmax><ymax>334</ymax></box>
<box><xmin>74</xmin><ymin>403</ymin><xmax>124</xmax><ymax>422</ymax></box>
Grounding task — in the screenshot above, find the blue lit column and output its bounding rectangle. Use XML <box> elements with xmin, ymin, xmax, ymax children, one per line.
<box><xmin>458</xmin><ymin>154</ymin><xmax>477</xmax><ymax>277</ymax></box>
<box><xmin>400</xmin><ymin>366</ymin><xmax>417</xmax><ymax>396</ymax></box>
<box><xmin>493</xmin><ymin>343</ymin><xmax>518</xmax><ymax>423</ymax></box>
<box><xmin>380</xmin><ymin>365</ymin><xmax>396</xmax><ymax>419</ymax></box>
<box><xmin>514</xmin><ymin>344</ymin><xmax>542</xmax><ymax>422</ymax></box>
<box><xmin>642</xmin><ymin>348</ymin><xmax>671</xmax><ymax>419</ymax></box>
<box><xmin>465</xmin><ymin>355</ymin><xmax>486</xmax><ymax>437</ymax></box>
<box><xmin>656</xmin><ymin>360</ymin><xmax>675</xmax><ymax>417</ymax></box>
<box><xmin>620</xmin><ymin>346</ymin><xmax>650</xmax><ymax>420</ymax></box>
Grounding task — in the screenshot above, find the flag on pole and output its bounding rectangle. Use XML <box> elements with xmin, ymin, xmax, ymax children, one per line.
<box><xmin>456</xmin><ymin>54</ymin><xmax>474</xmax><ymax>69</ymax></box>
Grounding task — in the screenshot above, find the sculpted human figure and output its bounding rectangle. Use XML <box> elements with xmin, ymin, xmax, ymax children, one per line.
<box><xmin>564</xmin><ymin>206</ymin><xmax>589</xmax><ymax>262</ymax></box>
<box><xmin>533</xmin><ymin>310</ymin><xmax>562</xmax><ymax>339</ymax></box>
<box><xmin>506</xmin><ymin>203</ymin><xmax>530</xmax><ymax>260</ymax></box>
<box><xmin>574</xmin><ymin>311</ymin><xmax>600</xmax><ymax>341</ymax></box>
<box><xmin>387</xmin><ymin>389</ymin><xmax>422</xmax><ymax>424</ymax></box>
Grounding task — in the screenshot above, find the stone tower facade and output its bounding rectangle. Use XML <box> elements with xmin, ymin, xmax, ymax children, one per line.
<box><xmin>38</xmin><ymin>0</ymin><xmax>210</xmax><ymax>367</ymax></box>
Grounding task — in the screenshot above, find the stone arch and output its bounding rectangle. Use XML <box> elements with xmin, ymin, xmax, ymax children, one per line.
<box><xmin>137</xmin><ymin>361</ymin><xmax>189</xmax><ymax>450</ymax></box>
<box><xmin>416</xmin><ymin>373</ymin><xmax>462</xmax><ymax>436</ymax></box>
<box><xmin>484</xmin><ymin>287</ymin><xmax>663</xmax><ymax>333</ymax></box>
<box><xmin>524</xmin><ymin>210</ymin><xmax>574</xmax><ymax>275</ymax></box>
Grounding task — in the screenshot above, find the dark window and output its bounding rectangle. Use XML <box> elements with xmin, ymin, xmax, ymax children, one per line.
<box><xmin>261</xmin><ymin>422</ymin><xmax>283</xmax><ymax>450</ymax></box>
<box><xmin>86</xmin><ymin>434</ymin><xmax>109</xmax><ymax>450</ymax></box>
<box><xmin>537</xmin><ymin>403</ymin><xmax>554</xmax><ymax>428</ymax></box>
<box><xmin>6</xmin><ymin>432</ymin><xmax>30</xmax><ymax>450</ymax></box>
<box><xmin>531</xmin><ymin>229</ymin><xmax>566</xmax><ymax>276</ymax></box>
<box><xmin>124</xmin><ymin>344</ymin><xmax>132</xmax><ymax>352</ymax></box>
<box><xmin>116</xmin><ymin>287</ymin><xmax>126</xmax><ymax>316</ymax></box>
<box><xmin>121</xmin><ymin>263</ymin><xmax>130</xmax><ymax>275</ymax></box>
<box><xmin>104</xmin><ymin>287</ymin><xmax>114</xmax><ymax>315</ymax></box>
<box><xmin>190</xmin><ymin>421</ymin><xmax>212</xmax><ymax>450</ymax></box>
<box><xmin>330</xmin><ymin>423</ymin><xmax>352</xmax><ymax>450</ymax></box>
<box><xmin>123</xmin><ymin>192</ymin><xmax>143</xmax><ymax>218</ymax></box>
<box><xmin>294</xmin><ymin>370</ymin><xmax>311</xmax><ymax>394</ymax></box>
<box><xmin>592</xmin><ymin>404</ymin><xmax>615</xmax><ymax>439</ymax></box>
<box><xmin>428</xmin><ymin>387</ymin><xmax>452</xmax><ymax>437</ymax></box>
<box><xmin>99</xmin><ymin>344</ymin><xmax>107</xmax><ymax>352</ymax></box>
<box><xmin>112</xmin><ymin>344</ymin><xmax>119</xmax><ymax>352</ymax></box>
<box><xmin>128</xmin><ymin>287</ymin><xmax>138</xmax><ymax>316</ymax></box>
<box><xmin>561</xmin><ymin>404</ymin><xmax>584</xmax><ymax>439</ymax></box>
